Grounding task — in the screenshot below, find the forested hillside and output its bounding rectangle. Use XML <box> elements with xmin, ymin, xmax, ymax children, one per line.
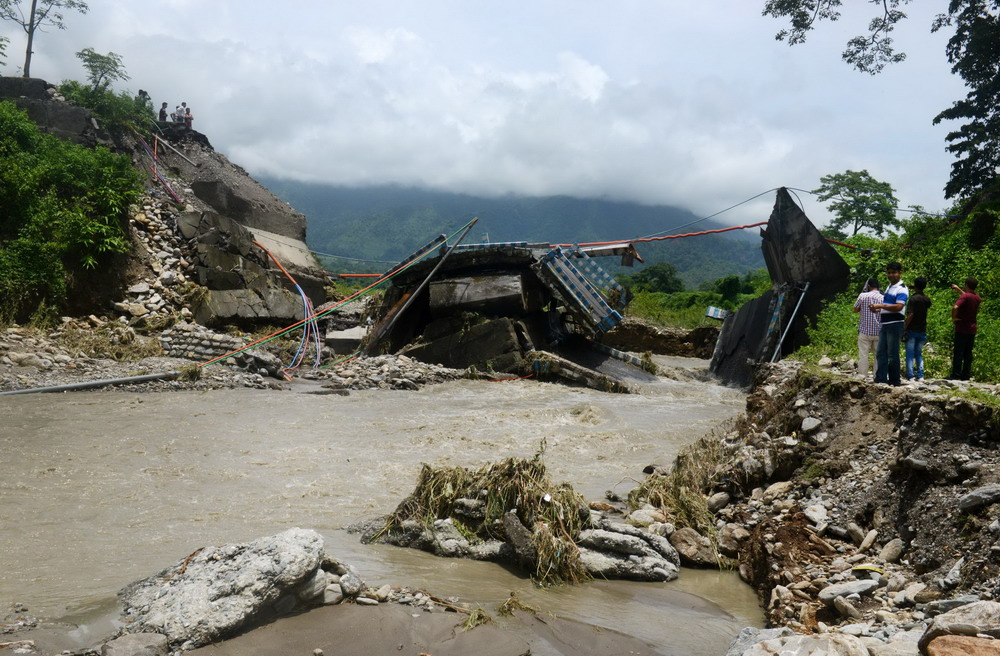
<box><xmin>260</xmin><ymin>179</ymin><xmax>764</xmax><ymax>288</ymax></box>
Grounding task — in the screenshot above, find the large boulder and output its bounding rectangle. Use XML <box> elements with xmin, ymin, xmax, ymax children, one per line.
<box><xmin>669</xmin><ymin>526</ymin><xmax>717</xmax><ymax>567</ymax></box>
<box><xmin>118</xmin><ymin>528</ymin><xmax>329</xmax><ymax>648</ymax></box>
<box><xmin>576</xmin><ymin>521</ymin><xmax>680</xmax><ymax>581</ymax></box>
<box><xmin>919</xmin><ymin>601</ymin><xmax>1000</xmax><ymax>651</ymax></box>
<box><xmin>741</xmin><ymin>633</ymin><xmax>869</xmax><ymax>656</ymax></box>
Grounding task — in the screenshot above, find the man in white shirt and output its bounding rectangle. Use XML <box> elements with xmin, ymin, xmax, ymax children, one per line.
<box><xmin>870</xmin><ymin>262</ymin><xmax>908</xmax><ymax>386</ymax></box>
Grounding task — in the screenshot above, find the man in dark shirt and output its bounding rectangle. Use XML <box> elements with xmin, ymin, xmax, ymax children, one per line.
<box><xmin>950</xmin><ymin>277</ymin><xmax>981</xmax><ymax>380</ymax></box>
<box><xmin>904</xmin><ymin>277</ymin><xmax>931</xmax><ymax>381</ymax></box>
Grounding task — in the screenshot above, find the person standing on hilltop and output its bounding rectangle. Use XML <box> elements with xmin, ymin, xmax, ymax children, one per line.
<box><xmin>852</xmin><ymin>277</ymin><xmax>882</xmax><ymax>380</ymax></box>
<box><xmin>949</xmin><ymin>277</ymin><xmax>981</xmax><ymax>380</ymax></box>
<box><xmin>870</xmin><ymin>262</ymin><xmax>908</xmax><ymax>386</ymax></box>
<box><xmin>184</xmin><ymin>106</ymin><xmax>193</xmax><ymax>129</ymax></box>
<box><xmin>158</xmin><ymin>102</ymin><xmax>168</xmax><ymax>122</ymax></box>
<box><xmin>904</xmin><ymin>276</ymin><xmax>931</xmax><ymax>381</ymax></box>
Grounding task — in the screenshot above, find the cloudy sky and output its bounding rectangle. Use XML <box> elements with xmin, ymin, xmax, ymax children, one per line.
<box><xmin>1</xmin><ymin>0</ymin><xmax>968</xmax><ymax>230</ymax></box>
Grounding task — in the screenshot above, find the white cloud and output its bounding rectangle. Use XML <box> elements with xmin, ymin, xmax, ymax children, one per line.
<box><xmin>0</xmin><ymin>0</ymin><xmax>970</xmax><ymax>228</ymax></box>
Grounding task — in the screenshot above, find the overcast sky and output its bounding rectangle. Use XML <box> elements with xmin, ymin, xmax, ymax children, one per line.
<box><xmin>1</xmin><ymin>0</ymin><xmax>968</xmax><ymax>231</ymax></box>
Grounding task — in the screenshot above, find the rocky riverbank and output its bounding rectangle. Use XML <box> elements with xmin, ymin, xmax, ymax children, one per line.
<box><xmin>633</xmin><ymin>360</ymin><xmax>1000</xmax><ymax>655</ymax></box>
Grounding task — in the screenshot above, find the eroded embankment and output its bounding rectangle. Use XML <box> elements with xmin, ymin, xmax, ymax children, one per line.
<box><xmin>638</xmin><ymin>360</ymin><xmax>1000</xmax><ymax>650</ymax></box>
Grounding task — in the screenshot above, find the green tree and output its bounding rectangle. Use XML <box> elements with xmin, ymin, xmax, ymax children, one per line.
<box><xmin>75</xmin><ymin>47</ymin><xmax>128</xmax><ymax>90</ymax></box>
<box><xmin>0</xmin><ymin>0</ymin><xmax>88</xmax><ymax>77</ymax></box>
<box><xmin>931</xmin><ymin>2</ymin><xmax>1000</xmax><ymax>199</ymax></box>
<box><xmin>0</xmin><ymin>34</ymin><xmax>8</xmax><ymax>67</ymax></box>
<box><xmin>813</xmin><ymin>169</ymin><xmax>901</xmax><ymax>238</ymax></box>
<box><xmin>619</xmin><ymin>262</ymin><xmax>685</xmax><ymax>294</ymax></box>
<box><xmin>763</xmin><ymin>0</ymin><xmax>1000</xmax><ymax>201</ymax></box>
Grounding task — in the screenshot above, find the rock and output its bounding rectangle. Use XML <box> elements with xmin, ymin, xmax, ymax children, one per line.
<box><xmin>718</xmin><ymin>523</ymin><xmax>751</xmax><ymax>557</ymax></box>
<box><xmin>958</xmin><ymin>485</ymin><xmax>1000</xmax><ymax>513</ymax></box>
<box><xmin>858</xmin><ymin>529</ymin><xmax>879</xmax><ymax>553</ymax></box>
<box><xmin>879</xmin><ymin>538</ymin><xmax>905</xmax><ymax>563</ymax></box>
<box><xmin>322</xmin><ymin>588</ymin><xmax>344</xmax><ymax>605</ymax></box>
<box><xmin>744</xmin><ymin>633</ymin><xmax>868</xmax><ymax>655</ymax></box>
<box><xmin>926</xmin><ymin>635</ymin><xmax>1000</xmax><ymax>656</ymax></box>
<box><xmin>668</xmin><ymin>527</ymin><xmax>716</xmax><ymax>567</ymax></box>
<box><xmin>818</xmin><ymin>579</ymin><xmax>880</xmax><ymax>606</ymax></box>
<box><xmin>834</xmin><ymin>595</ymin><xmax>863</xmax><ymax>619</ymax></box>
<box><xmin>294</xmin><ymin>568</ymin><xmax>327</xmax><ymax>601</ymax></box>
<box><xmin>847</xmin><ymin>522</ymin><xmax>866</xmax><ymax>545</ymax></box>
<box><xmin>762</xmin><ymin>481</ymin><xmax>794</xmax><ymax>503</ymax></box>
<box><xmin>927</xmin><ymin>595</ymin><xmax>981</xmax><ymax>615</ymax></box>
<box><xmin>707</xmin><ymin>492</ymin><xmax>731</xmax><ymax>513</ymax></box>
<box><xmin>803</xmin><ymin>503</ymin><xmax>829</xmax><ymax>526</ymax></box>
<box><xmin>801</xmin><ymin>417</ymin><xmax>822</xmax><ymax>434</ymax></box>
<box><xmin>628</xmin><ymin>507</ymin><xmax>666</xmax><ymax>526</ymax></box>
<box><xmin>118</xmin><ymin>528</ymin><xmax>326</xmax><ymax>648</ymax></box>
<box><xmin>863</xmin><ymin>632</ymin><xmax>923</xmax><ymax>655</ymax></box>
<box><xmin>101</xmin><ymin>633</ymin><xmax>169</xmax><ymax>656</ymax></box>
<box><xmin>338</xmin><ymin>570</ymin><xmax>364</xmax><ymax>596</ymax></box>
<box><xmin>919</xmin><ymin>601</ymin><xmax>1000</xmax><ymax>651</ymax></box>
<box><xmin>724</xmin><ymin>626</ymin><xmax>794</xmax><ymax>656</ymax></box>
<box><xmin>502</xmin><ymin>511</ymin><xmax>538</xmax><ymax>570</ymax></box>
<box><xmin>577</xmin><ymin>523</ymin><xmax>680</xmax><ymax>580</ymax></box>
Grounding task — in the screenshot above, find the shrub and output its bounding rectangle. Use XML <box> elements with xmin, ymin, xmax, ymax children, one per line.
<box><xmin>0</xmin><ymin>101</ymin><xmax>142</xmax><ymax>320</ymax></box>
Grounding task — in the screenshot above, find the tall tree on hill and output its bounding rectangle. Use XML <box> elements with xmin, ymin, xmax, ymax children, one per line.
<box><xmin>0</xmin><ymin>0</ymin><xmax>88</xmax><ymax>78</ymax></box>
<box><xmin>813</xmin><ymin>169</ymin><xmax>900</xmax><ymax>238</ymax></box>
<box><xmin>762</xmin><ymin>0</ymin><xmax>1000</xmax><ymax>201</ymax></box>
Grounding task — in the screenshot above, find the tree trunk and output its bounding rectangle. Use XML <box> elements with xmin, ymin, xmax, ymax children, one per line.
<box><xmin>22</xmin><ymin>0</ymin><xmax>38</xmax><ymax>78</ymax></box>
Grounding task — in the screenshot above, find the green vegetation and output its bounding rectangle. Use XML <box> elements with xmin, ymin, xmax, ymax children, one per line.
<box><xmin>622</xmin><ymin>268</ymin><xmax>768</xmax><ymax>329</ymax></box>
<box><xmin>379</xmin><ymin>452</ymin><xmax>591</xmax><ymax>585</ymax></box>
<box><xmin>793</xmin><ymin>192</ymin><xmax>1000</xmax><ymax>383</ymax></box>
<box><xmin>813</xmin><ymin>169</ymin><xmax>901</xmax><ymax>239</ymax></box>
<box><xmin>627</xmin><ymin>434</ymin><xmax>723</xmax><ymax>554</ymax></box>
<box><xmin>57</xmin><ymin>48</ymin><xmax>154</xmax><ymax>131</ymax></box>
<box><xmin>0</xmin><ymin>100</ymin><xmax>142</xmax><ymax>322</ymax></box>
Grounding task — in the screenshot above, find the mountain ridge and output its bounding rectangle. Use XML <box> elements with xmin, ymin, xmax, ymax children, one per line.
<box><xmin>258</xmin><ymin>179</ymin><xmax>765</xmax><ymax>287</ymax></box>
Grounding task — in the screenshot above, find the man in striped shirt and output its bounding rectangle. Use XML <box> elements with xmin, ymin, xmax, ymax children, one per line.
<box><xmin>852</xmin><ymin>277</ymin><xmax>882</xmax><ymax>379</ymax></box>
<box><xmin>870</xmin><ymin>262</ymin><xmax>908</xmax><ymax>386</ymax></box>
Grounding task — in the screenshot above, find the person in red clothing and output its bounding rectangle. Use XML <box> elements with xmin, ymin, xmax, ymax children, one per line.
<box><xmin>949</xmin><ymin>277</ymin><xmax>981</xmax><ymax>380</ymax></box>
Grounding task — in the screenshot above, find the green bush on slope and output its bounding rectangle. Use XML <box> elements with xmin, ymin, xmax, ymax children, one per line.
<box><xmin>0</xmin><ymin>100</ymin><xmax>142</xmax><ymax>322</ymax></box>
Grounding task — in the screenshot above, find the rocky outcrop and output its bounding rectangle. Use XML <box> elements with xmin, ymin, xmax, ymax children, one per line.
<box><xmin>0</xmin><ymin>76</ymin><xmax>109</xmax><ymax>146</ymax></box>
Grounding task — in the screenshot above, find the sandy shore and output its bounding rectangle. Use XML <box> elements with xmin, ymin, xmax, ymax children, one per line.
<box><xmin>187</xmin><ymin>604</ymin><xmax>658</xmax><ymax>656</ymax></box>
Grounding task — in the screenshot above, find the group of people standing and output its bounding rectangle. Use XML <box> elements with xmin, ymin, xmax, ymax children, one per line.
<box><xmin>158</xmin><ymin>101</ymin><xmax>193</xmax><ymax>128</ymax></box>
<box><xmin>853</xmin><ymin>262</ymin><xmax>981</xmax><ymax>385</ymax></box>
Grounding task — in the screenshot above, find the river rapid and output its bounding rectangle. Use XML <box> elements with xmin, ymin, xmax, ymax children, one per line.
<box><xmin>0</xmin><ymin>356</ymin><xmax>763</xmax><ymax>655</ymax></box>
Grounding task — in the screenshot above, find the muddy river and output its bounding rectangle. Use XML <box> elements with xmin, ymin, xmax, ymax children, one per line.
<box><xmin>0</xmin><ymin>356</ymin><xmax>763</xmax><ymax>655</ymax></box>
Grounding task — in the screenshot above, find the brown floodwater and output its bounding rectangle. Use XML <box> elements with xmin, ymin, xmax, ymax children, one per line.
<box><xmin>0</xmin><ymin>356</ymin><xmax>763</xmax><ymax>655</ymax></box>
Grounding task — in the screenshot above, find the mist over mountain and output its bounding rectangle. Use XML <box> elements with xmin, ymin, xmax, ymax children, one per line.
<box><xmin>260</xmin><ymin>179</ymin><xmax>765</xmax><ymax>288</ymax></box>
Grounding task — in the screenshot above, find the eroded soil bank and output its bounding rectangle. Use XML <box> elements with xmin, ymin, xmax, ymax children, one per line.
<box><xmin>641</xmin><ymin>360</ymin><xmax>1000</xmax><ymax>654</ymax></box>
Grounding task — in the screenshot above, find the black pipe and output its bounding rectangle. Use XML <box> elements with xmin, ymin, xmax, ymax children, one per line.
<box><xmin>0</xmin><ymin>371</ymin><xmax>181</xmax><ymax>396</ymax></box>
